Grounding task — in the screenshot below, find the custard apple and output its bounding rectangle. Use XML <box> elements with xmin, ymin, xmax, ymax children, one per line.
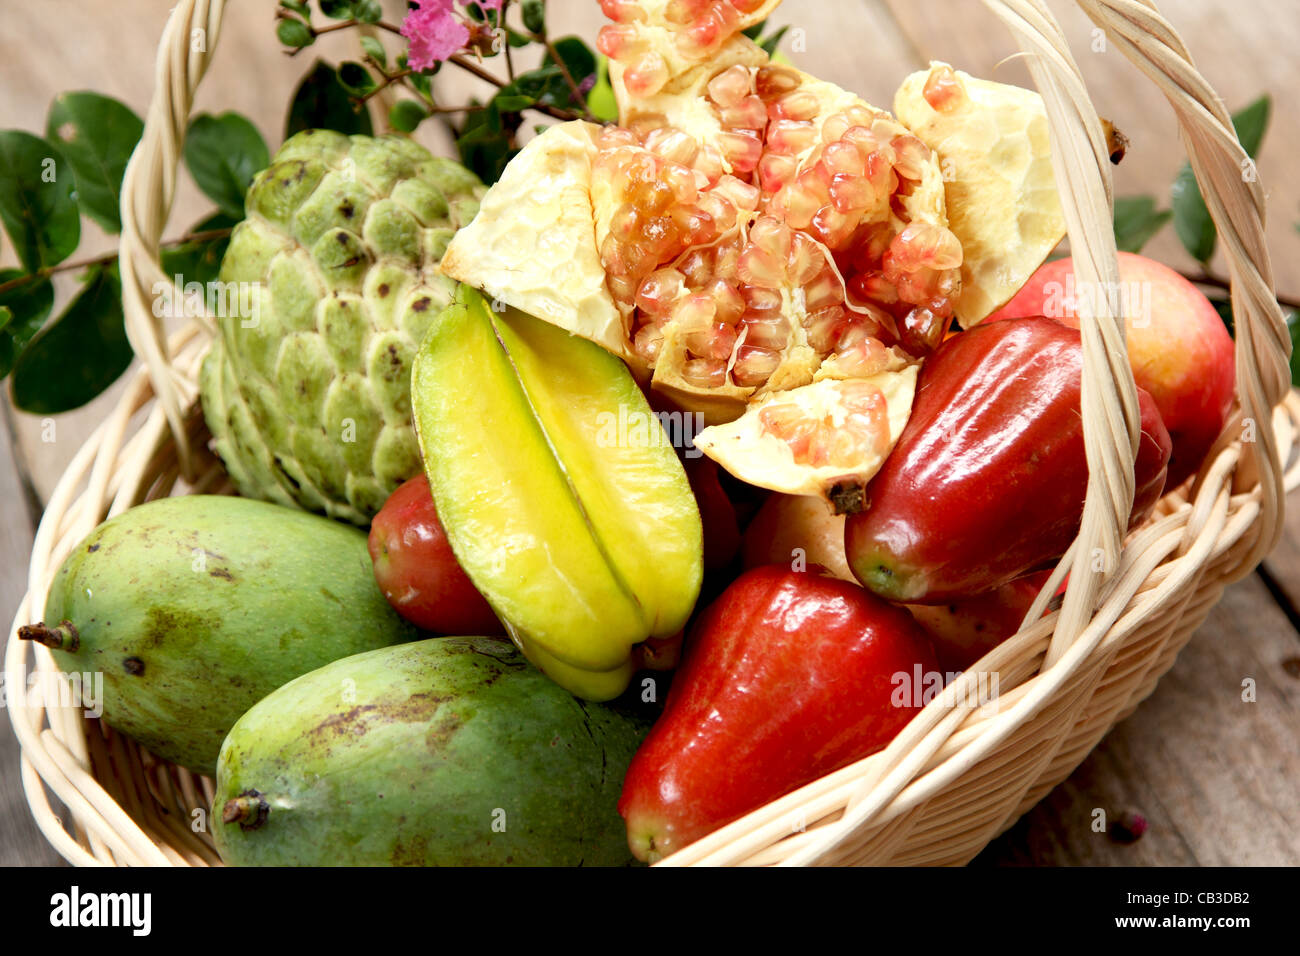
<box><xmin>200</xmin><ymin>130</ymin><xmax>485</xmax><ymax>524</ymax></box>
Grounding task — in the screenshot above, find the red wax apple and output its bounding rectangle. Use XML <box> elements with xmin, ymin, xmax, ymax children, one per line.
<box><xmin>619</xmin><ymin>565</ymin><xmax>939</xmax><ymax>862</ymax></box>
<box><xmin>368</xmin><ymin>475</ymin><xmax>504</xmax><ymax>635</ymax></box>
<box><xmin>906</xmin><ymin>572</ymin><xmax>1051</xmax><ymax>673</ymax></box>
<box><xmin>988</xmin><ymin>251</ymin><xmax>1234</xmax><ymax>488</ymax></box>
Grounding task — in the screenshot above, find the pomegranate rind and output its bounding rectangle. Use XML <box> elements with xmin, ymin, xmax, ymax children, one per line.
<box><xmin>894</xmin><ymin>63</ymin><xmax>1066</xmax><ymax>326</ymax></box>
<box><xmin>692</xmin><ymin>367</ymin><xmax>918</xmax><ymax>500</ymax></box>
<box><xmin>439</xmin><ymin>122</ymin><xmax>628</xmax><ymax>357</ymax></box>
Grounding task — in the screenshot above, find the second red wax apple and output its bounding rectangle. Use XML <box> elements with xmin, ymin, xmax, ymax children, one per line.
<box><xmin>619</xmin><ymin>565</ymin><xmax>939</xmax><ymax>862</ymax></box>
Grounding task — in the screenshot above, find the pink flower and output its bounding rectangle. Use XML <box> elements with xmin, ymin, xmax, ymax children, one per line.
<box><xmin>402</xmin><ymin>0</ymin><xmax>505</xmax><ymax>71</ymax></box>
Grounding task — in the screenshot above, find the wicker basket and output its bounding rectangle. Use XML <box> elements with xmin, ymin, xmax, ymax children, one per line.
<box><xmin>5</xmin><ymin>0</ymin><xmax>1296</xmax><ymax>867</ymax></box>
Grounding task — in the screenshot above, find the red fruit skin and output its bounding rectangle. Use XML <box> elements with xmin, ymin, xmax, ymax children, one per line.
<box><xmin>846</xmin><ymin>318</ymin><xmax>1172</xmax><ymax>604</ymax></box>
<box><xmin>988</xmin><ymin>252</ymin><xmax>1234</xmax><ymax>488</ymax></box>
<box><xmin>684</xmin><ymin>456</ymin><xmax>741</xmax><ymax>572</ymax></box>
<box><xmin>367</xmin><ymin>475</ymin><xmax>505</xmax><ymax>635</ymax></box>
<box><xmin>906</xmin><ymin>572</ymin><xmax>1050</xmax><ymax>673</ymax></box>
<box><xmin>619</xmin><ymin>565</ymin><xmax>939</xmax><ymax>862</ymax></box>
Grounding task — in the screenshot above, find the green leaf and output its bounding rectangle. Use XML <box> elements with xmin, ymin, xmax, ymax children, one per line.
<box><xmin>1171</xmin><ymin>95</ymin><xmax>1273</xmax><ymax>265</ymax></box>
<box><xmin>389</xmin><ymin>100</ymin><xmax>429</xmax><ymax>133</ymax></box>
<box><xmin>45</xmin><ymin>92</ymin><xmax>143</xmax><ymax>234</ymax></box>
<box><xmin>352</xmin><ymin>0</ymin><xmax>381</xmax><ymax>23</ymax></box>
<box><xmin>159</xmin><ymin>212</ymin><xmax>237</xmax><ymax>288</ymax></box>
<box><xmin>1113</xmin><ymin>196</ymin><xmax>1172</xmax><ymax>254</ymax></box>
<box><xmin>279</xmin><ymin>1</ymin><xmax>310</xmax><ymax>15</ymax></box>
<box><xmin>336</xmin><ymin>61</ymin><xmax>377</xmax><ymax>96</ymax></box>
<box><xmin>1232</xmin><ymin>95</ymin><xmax>1271</xmax><ymax>158</ymax></box>
<box><xmin>506</xmin><ymin>28</ymin><xmax>533</xmax><ymax>48</ymax></box>
<box><xmin>542</xmin><ymin>36</ymin><xmax>597</xmax><ymax>106</ymax></box>
<box><xmin>183</xmin><ymin>113</ymin><xmax>269</xmax><ymax>220</ymax></box>
<box><xmin>588</xmin><ymin>57</ymin><xmax>619</xmax><ymax>124</ymax></box>
<box><xmin>277</xmin><ymin>19</ymin><xmax>315</xmax><ymax>49</ymax></box>
<box><xmin>360</xmin><ymin>35</ymin><xmax>387</xmax><ymax>70</ymax></box>
<box><xmin>759</xmin><ymin>25</ymin><xmax>789</xmax><ymax>56</ymax></box>
<box><xmin>0</xmin><ymin>270</ymin><xmax>55</xmax><ymax>379</ymax></box>
<box><xmin>286</xmin><ymin>61</ymin><xmax>374</xmax><ymax>138</ymax></box>
<box><xmin>318</xmin><ymin>0</ymin><xmax>353</xmax><ymax>19</ymax></box>
<box><xmin>0</xmin><ymin>131</ymin><xmax>80</xmax><ymax>273</ymax></box>
<box><xmin>10</xmin><ymin>265</ymin><xmax>130</xmax><ymax>413</ymax></box>
<box><xmin>742</xmin><ymin>20</ymin><xmax>767</xmax><ymax>40</ymax></box>
<box><xmin>522</xmin><ymin>0</ymin><xmax>546</xmax><ymax>36</ymax></box>
<box><xmin>408</xmin><ymin>71</ymin><xmax>433</xmax><ymax>100</ymax></box>
<box><xmin>457</xmin><ymin>102</ymin><xmax>516</xmax><ymax>186</ymax></box>
<box><xmin>1288</xmin><ymin>308</ymin><xmax>1300</xmax><ymax>388</ymax></box>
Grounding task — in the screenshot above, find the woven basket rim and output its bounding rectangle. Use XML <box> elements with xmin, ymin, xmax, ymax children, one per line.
<box><xmin>5</xmin><ymin>0</ymin><xmax>1294</xmax><ymax>867</ymax></box>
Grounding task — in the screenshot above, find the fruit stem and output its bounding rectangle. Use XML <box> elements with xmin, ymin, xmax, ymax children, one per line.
<box><xmin>221</xmin><ymin>791</ymin><xmax>269</xmax><ymax>831</ymax></box>
<box><xmin>17</xmin><ymin>621</ymin><xmax>79</xmax><ymax>653</ymax></box>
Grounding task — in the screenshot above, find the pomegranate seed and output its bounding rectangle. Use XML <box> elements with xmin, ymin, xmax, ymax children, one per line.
<box><xmin>755</xmin><ymin>65</ymin><xmax>801</xmax><ymax>101</ymax></box>
<box><xmin>804</xmin><ymin>268</ymin><xmax>844</xmax><ymax>312</ymax></box>
<box><xmin>693</xmin><ymin>145</ymin><xmax>726</xmax><ymax>184</ymax></box>
<box><xmin>834</xmin><ymin>326</ymin><xmax>892</xmax><ymax>376</ymax></box>
<box><xmin>608</xmin><ymin>274</ymin><xmax>639</xmax><ymax>304</ymax></box>
<box><xmin>609</xmin><ymin>204</ymin><xmax>641</xmax><ymax>243</ymax></box>
<box><xmin>738</xmin><ymin>244</ymin><xmax>785</xmax><ymax>289</ymax></box>
<box><xmin>671</xmin><ymin>205</ymin><xmax>718</xmax><ymax>245</ymax></box>
<box><xmin>740</xmin><ymin>314</ymin><xmax>790</xmax><ymax>350</ymax></box>
<box><xmin>684</xmin><ymin>321</ymin><xmax>738</xmax><ymax>361</ymax></box>
<box><xmin>731</xmin><ymin>345</ymin><xmax>783</xmax><ymax>387</ymax></box>
<box><xmin>708</xmin><ymin>280</ymin><xmax>746</xmax><ymax>324</ymax></box>
<box><xmin>599</xmin><ymin>127</ymin><xmax>640</xmax><ymax>150</ymax></box>
<box><xmin>810</xmin><ymin>204</ymin><xmax>855</xmax><ymax>248</ymax></box>
<box><xmin>679</xmin><ymin>248</ymin><xmax>715</xmax><ymax>286</ymax></box>
<box><xmin>713</xmin><ymin>175</ymin><xmax>761</xmax><ymax>212</ymax></box>
<box><xmin>891</xmin><ymin>134</ymin><xmax>931</xmax><ymax>181</ymax></box>
<box><xmin>741</xmin><ymin>284</ymin><xmax>783</xmax><ymax>315</ymax></box>
<box><xmin>786</xmin><ymin>232</ymin><xmax>824</xmax><ymax>286</ymax></box>
<box><xmin>682</xmin><ymin>8</ymin><xmax>727</xmax><ymax>56</ymax></box>
<box><xmin>707</xmin><ymin>65</ymin><xmax>753</xmax><ymax>109</ymax></box>
<box><xmin>887</xmin><ymin>222</ymin><xmax>964</xmax><ymax>272</ymax></box>
<box><xmin>599</xmin><ymin>0</ymin><xmax>647</xmax><ymax>22</ymax></box>
<box><xmin>842</xmin><ymin>125</ymin><xmax>881</xmax><ymax>158</ymax></box>
<box><xmin>758</xmin><ymin>152</ymin><xmax>797</xmax><ymax>193</ymax></box>
<box><xmin>718</xmin><ymin>130</ymin><xmax>763</xmax><ymax>174</ymax></box>
<box><xmin>749</xmin><ymin>216</ymin><xmax>793</xmax><ymax>261</ymax></box>
<box><xmin>771</xmin><ymin>90</ymin><xmax>821</xmax><ymax>122</ymax></box>
<box><xmin>628</xmin><ymin>113</ymin><xmax>669</xmax><ymax>140</ymax></box>
<box><xmin>822</xmin><ymin>141</ymin><xmax>867</xmax><ymax>178</ymax></box>
<box><xmin>829</xmin><ymin>173</ymin><xmax>875</xmax><ymax>214</ymax></box>
<box><xmin>720</xmin><ymin>96</ymin><xmax>769</xmax><ymax>131</ymax></box>
<box><xmin>633</xmin><ymin>323</ymin><xmax>666</xmax><ymax>364</ymax></box>
<box><xmin>695</xmin><ymin>191</ymin><xmax>738</xmax><ymax>233</ymax></box>
<box><xmin>899</xmin><ymin>306</ymin><xmax>946</xmax><ymax>354</ymax></box>
<box><xmin>680</xmin><ymin>357</ymin><xmax>728</xmax><ymax>389</ymax></box>
<box><xmin>625</xmin><ymin>52</ymin><xmax>671</xmax><ymax>97</ymax></box>
<box><xmin>665</xmin><ymin>0</ymin><xmax>710</xmax><ymax>26</ymax></box>
<box><xmin>597</xmin><ymin>24</ymin><xmax>639</xmax><ymax>58</ymax></box>
<box><xmin>767</xmin><ymin>119</ymin><xmax>817</xmax><ymax>155</ymax></box>
<box><xmin>714</xmin><ymin>240</ymin><xmax>742</xmax><ymax>280</ymax></box>
<box><xmin>775</xmin><ymin>183</ymin><xmax>821</xmax><ymax>230</ymax></box>
<box><xmin>673</xmin><ymin>292</ymin><xmax>717</xmax><ymax>328</ymax></box>
<box><xmin>805</xmin><ymin>305</ymin><xmax>848</xmax><ymax>353</ymax></box>
<box><xmin>636</xmin><ymin>269</ymin><xmax>687</xmax><ymax>317</ymax></box>
<box><xmin>849</xmin><ymin>271</ymin><xmax>899</xmax><ymax>306</ymax></box>
<box><xmin>923</xmin><ymin>65</ymin><xmax>965</xmax><ymax>112</ymax></box>
<box><xmin>645</xmin><ymin>128</ymin><xmax>700</xmax><ymax>166</ymax></box>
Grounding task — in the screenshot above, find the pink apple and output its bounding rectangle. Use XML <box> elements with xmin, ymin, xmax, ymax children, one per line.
<box><xmin>988</xmin><ymin>251</ymin><xmax>1235</xmax><ymax>488</ymax></box>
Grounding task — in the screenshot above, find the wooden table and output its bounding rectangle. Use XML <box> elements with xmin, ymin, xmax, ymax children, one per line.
<box><xmin>3</xmin><ymin>0</ymin><xmax>1299</xmax><ymax>867</ymax></box>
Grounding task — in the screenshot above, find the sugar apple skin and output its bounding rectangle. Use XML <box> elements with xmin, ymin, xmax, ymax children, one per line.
<box><xmin>201</xmin><ymin>130</ymin><xmax>485</xmax><ymax>525</ymax></box>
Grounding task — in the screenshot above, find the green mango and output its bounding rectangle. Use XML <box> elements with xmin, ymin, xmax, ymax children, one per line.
<box><xmin>213</xmin><ymin>637</ymin><xmax>650</xmax><ymax>866</ymax></box>
<box><xmin>22</xmin><ymin>495</ymin><xmax>416</xmax><ymax>775</ymax></box>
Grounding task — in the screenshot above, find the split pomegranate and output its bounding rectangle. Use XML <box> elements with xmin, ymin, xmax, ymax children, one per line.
<box><xmin>441</xmin><ymin>3</ymin><xmax>1065</xmax><ymax>505</ymax></box>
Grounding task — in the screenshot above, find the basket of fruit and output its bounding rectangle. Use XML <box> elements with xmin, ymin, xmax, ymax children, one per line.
<box><xmin>5</xmin><ymin>0</ymin><xmax>1297</xmax><ymax>867</ymax></box>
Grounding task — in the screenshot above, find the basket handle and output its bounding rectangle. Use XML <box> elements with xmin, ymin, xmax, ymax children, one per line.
<box><xmin>117</xmin><ymin>0</ymin><xmax>227</xmax><ymax>481</ymax></box>
<box><xmin>984</xmin><ymin>0</ymin><xmax>1289</xmax><ymax>668</ymax></box>
<box><xmin>1076</xmin><ymin>0</ymin><xmax>1291</xmax><ymax>567</ymax></box>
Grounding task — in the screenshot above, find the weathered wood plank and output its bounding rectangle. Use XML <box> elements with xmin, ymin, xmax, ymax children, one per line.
<box><xmin>0</xmin><ymin>411</ymin><xmax>66</xmax><ymax>866</ymax></box>
<box><xmin>977</xmin><ymin>570</ymin><xmax>1300</xmax><ymax>866</ymax></box>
